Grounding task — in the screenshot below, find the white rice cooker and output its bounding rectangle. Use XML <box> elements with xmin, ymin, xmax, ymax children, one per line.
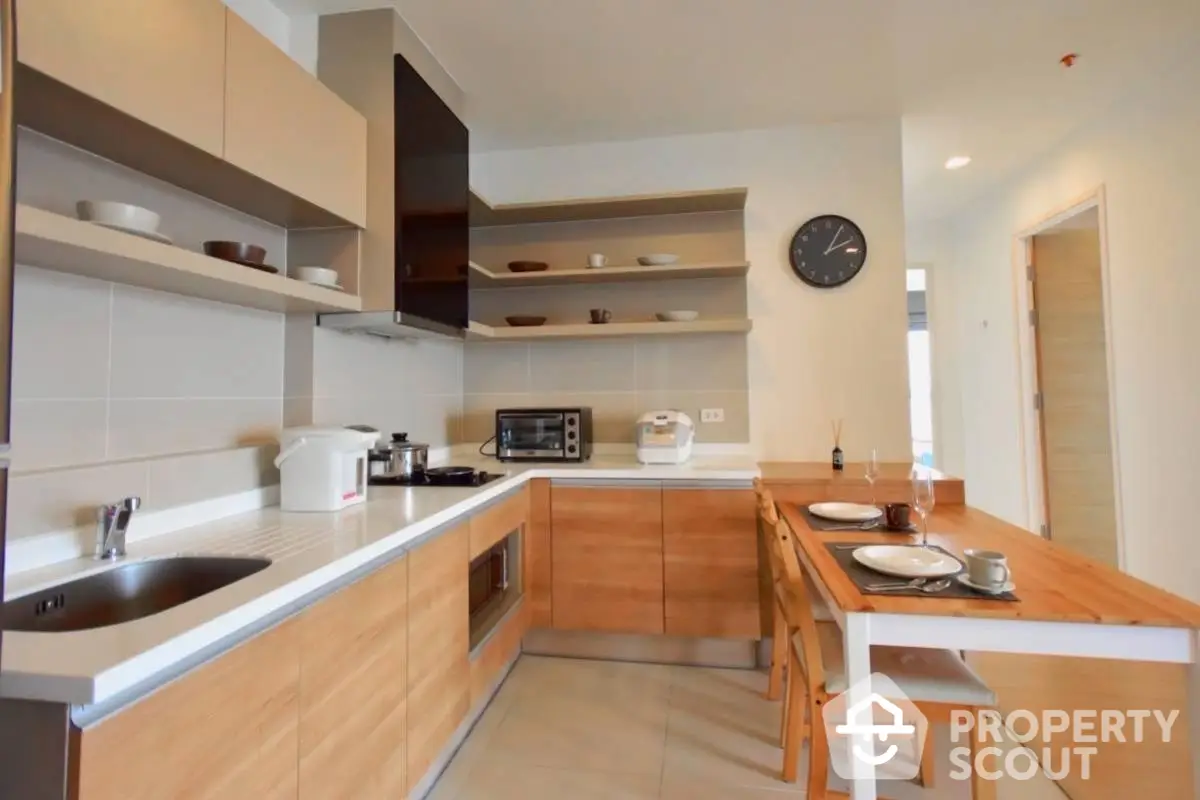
<box><xmin>636</xmin><ymin>410</ymin><xmax>695</xmax><ymax>465</ymax></box>
<box><xmin>274</xmin><ymin>426</ymin><xmax>380</xmax><ymax>512</ymax></box>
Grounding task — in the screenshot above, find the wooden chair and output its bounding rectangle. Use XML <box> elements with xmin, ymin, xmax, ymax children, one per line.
<box><xmin>753</xmin><ymin>480</ymin><xmax>833</xmax><ymax>704</ymax></box>
<box><xmin>769</xmin><ymin>513</ymin><xmax>996</xmax><ymax>799</ymax></box>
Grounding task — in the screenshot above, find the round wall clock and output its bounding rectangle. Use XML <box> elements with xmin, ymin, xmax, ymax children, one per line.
<box><xmin>789</xmin><ymin>214</ymin><xmax>867</xmax><ymax>288</ymax></box>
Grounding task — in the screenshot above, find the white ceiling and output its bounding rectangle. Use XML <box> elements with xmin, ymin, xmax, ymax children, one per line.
<box><xmin>274</xmin><ymin>0</ymin><xmax>1200</xmax><ymax>222</ymax></box>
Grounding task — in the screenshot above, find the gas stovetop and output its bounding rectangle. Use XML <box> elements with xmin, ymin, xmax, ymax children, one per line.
<box><xmin>369</xmin><ymin>467</ymin><xmax>505</xmax><ymax>488</ymax></box>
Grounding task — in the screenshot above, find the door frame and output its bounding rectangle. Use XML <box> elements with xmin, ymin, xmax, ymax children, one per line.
<box><xmin>1009</xmin><ymin>184</ymin><xmax>1126</xmax><ymax>568</ymax></box>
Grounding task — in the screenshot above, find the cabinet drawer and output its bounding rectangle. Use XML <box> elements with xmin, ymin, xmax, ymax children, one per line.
<box><xmin>663</xmin><ymin>488</ymin><xmax>760</xmax><ymax>639</ymax></box>
<box><xmin>551</xmin><ymin>486</ymin><xmax>664</xmax><ymax>635</ymax></box>
<box><xmin>224</xmin><ymin>12</ymin><xmax>367</xmax><ymax>226</ymax></box>
<box><xmin>469</xmin><ymin>600</ymin><xmax>529</xmax><ymax>708</ymax></box>
<box><xmin>76</xmin><ymin>619</ymin><xmax>301</xmax><ymax>800</ymax></box>
<box><xmin>470</xmin><ymin>487</ymin><xmax>528</xmax><ymax>560</ymax></box>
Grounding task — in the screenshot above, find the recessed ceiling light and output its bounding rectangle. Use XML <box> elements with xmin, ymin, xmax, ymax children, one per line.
<box><xmin>945</xmin><ymin>156</ymin><xmax>972</xmax><ymax>170</ymax></box>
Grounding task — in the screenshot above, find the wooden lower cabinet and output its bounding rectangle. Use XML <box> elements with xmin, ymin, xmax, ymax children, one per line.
<box><xmin>526</xmin><ymin>478</ymin><xmax>553</xmax><ymax>627</ymax></box>
<box><xmin>297</xmin><ymin>555</ymin><xmax>408</xmax><ymax>799</ymax></box>
<box><xmin>406</xmin><ymin>523</ymin><xmax>470</xmax><ymax>792</ymax></box>
<box><xmin>551</xmin><ymin>484</ymin><xmax>665</xmax><ymax>634</ymax></box>
<box><xmin>75</xmin><ymin>619</ymin><xmax>301</xmax><ymax>800</ymax></box>
<box><xmin>663</xmin><ymin>488</ymin><xmax>760</xmax><ymax>638</ymax></box>
<box><xmin>470</xmin><ymin>486</ymin><xmax>529</xmax><ymax>560</ymax></box>
<box><xmin>469</xmin><ymin>600</ymin><xmax>530</xmax><ymax>708</ymax></box>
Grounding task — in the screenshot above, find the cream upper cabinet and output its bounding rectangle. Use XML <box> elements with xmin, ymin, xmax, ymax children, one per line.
<box><xmin>17</xmin><ymin>0</ymin><xmax>227</xmax><ymax>157</ymax></box>
<box><xmin>224</xmin><ymin>11</ymin><xmax>368</xmax><ymax>227</ymax></box>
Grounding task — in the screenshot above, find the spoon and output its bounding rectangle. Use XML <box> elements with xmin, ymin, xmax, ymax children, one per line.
<box><xmin>871</xmin><ymin>577</ymin><xmax>954</xmax><ymax>594</ymax></box>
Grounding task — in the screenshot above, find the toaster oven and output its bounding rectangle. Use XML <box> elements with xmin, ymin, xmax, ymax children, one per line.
<box><xmin>495</xmin><ymin>408</ymin><xmax>593</xmax><ymax>462</ymax></box>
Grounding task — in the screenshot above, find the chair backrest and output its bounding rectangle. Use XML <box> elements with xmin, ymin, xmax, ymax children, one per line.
<box><xmin>754</xmin><ymin>480</ymin><xmax>782</xmax><ymax>584</ymax></box>
<box><xmin>771</xmin><ymin>515</ymin><xmax>827</xmax><ymax>691</ymax></box>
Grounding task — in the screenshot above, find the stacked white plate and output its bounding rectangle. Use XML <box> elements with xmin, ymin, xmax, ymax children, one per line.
<box><xmin>76</xmin><ymin>201</ymin><xmax>172</xmax><ymax>244</ymax></box>
<box><xmin>807</xmin><ymin>502</ymin><xmax>882</xmax><ymax>522</ymax></box>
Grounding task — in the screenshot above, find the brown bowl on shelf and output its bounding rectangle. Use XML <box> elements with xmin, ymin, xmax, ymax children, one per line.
<box><xmin>505</xmin><ymin>315</ymin><xmax>547</xmax><ymax>327</ymax></box>
<box><xmin>204</xmin><ymin>241</ymin><xmax>267</xmax><ymax>265</ymax></box>
<box><xmin>507</xmin><ymin>261</ymin><xmax>549</xmax><ymax>273</ymax></box>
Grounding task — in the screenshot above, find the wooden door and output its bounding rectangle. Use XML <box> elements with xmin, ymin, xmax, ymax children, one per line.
<box><xmin>663</xmin><ymin>488</ymin><xmax>760</xmax><ymax>638</ymax></box>
<box><xmin>75</xmin><ymin>619</ymin><xmax>300</xmax><ymax>799</ymax></box>
<box><xmin>1032</xmin><ymin>228</ymin><xmax>1119</xmax><ymax>565</ymax></box>
<box><xmin>407</xmin><ymin>523</ymin><xmax>469</xmax><ymax>792</ymax></box>
<box><xmin>297</xmin><ymin>555</ymin><xmax>408</xmax><ymax>799</ymax></box>
<box><xmin>551</xmin><ymin>484</ymin><xmax>664</xmax><ymax>634</ymax></box>
<box><xmin>224</xmin><ymin>11</ymin><xmax>367</xmax><ymax>226</ymax></box>
<box><xmin>18</xmin><ymin>0</ymin><xmax>227</xmax><ymax>156</ymax></box>
<box><xmin>526</xmin><ymin>478</ymin><xmax>553</xmax><ymax>627</ymax></box>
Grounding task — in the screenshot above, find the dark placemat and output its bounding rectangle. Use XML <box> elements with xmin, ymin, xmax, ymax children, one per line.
<box><xmin>796</xmin><ymin>504</ymin><xmax>917</xmax><ymax>534</ymax></box>
<box><xmin>825</xmin><ymin>543</ymin><xmax>1019</xmax><ymax>601</ymax></box>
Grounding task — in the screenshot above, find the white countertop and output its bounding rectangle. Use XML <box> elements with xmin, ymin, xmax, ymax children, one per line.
<box><xmin>1</xmin><ymin>453</ymin><xmax>758</xmax><ymax>707</ymax></box>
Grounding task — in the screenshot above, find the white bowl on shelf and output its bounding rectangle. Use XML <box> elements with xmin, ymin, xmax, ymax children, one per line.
<box><xmin>76</xmin><ymin>201</ymin><xmax>162</xmax><ymax>235</ymax></box>
<box><xmin>637</xmin><ymin>253</ymin><xmax>679</xmax><ymax>266</ymax></box>
<box><xmin>294</xmin><ymin>266</ymin><xmax>340</xmax><ymax>286</ymax></box>
<box><xmin>655</xmin><ymin>310</ymin><xmax>699</xmax><ymax>322</ymax></box>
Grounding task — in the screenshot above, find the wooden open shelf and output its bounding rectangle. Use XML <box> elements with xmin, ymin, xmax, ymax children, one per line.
<box><xmin>15</xmin><ymin>205</ymin><xmax>362</xmax><ymax>314</ymax></box>
<box><xmin>469</xmin><ymin>187</ymin><xmax>748</xmax><ymax>228</ymax></box>
<box><xmin>468</xmin><ymin>260</ymin><xmax>749</xmax><ymax>288</ymax></box>
<box><xmin>467</xmin><ymin>319</ymin><xmax>752</xmax><ymax>341</ymax></box>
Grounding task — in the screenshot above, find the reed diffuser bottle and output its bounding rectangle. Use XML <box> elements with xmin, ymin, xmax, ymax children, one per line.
<box><xmin>831</xmin><ymin>419</ymin><xmax>844</xmax><ymax>471</ymax></box>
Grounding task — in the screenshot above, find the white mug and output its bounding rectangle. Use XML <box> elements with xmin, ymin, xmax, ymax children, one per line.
<box><xmin>587</xmin><ymin>253</ymin><xmax>607</xmax><ymax>268</ymax></box>
<box><xmin>964</xmin><ymin>549</ymin><xmax>1010</xmax><ymax>588</ymax></box>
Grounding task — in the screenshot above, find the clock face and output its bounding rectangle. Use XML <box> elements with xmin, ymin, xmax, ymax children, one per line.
<box><xmin>789</xmin><ymin>215</ymin><xmax>867</xmax><ymax>288</ymax></box>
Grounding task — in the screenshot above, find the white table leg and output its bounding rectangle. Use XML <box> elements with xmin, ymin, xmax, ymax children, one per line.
<box><xmin>843</xmin><ymin>612</ymin><xmax>878</xmax><ymax>800</ymax></box>
<box><xmin>1189</xmin><ymin>630</ymin><xmax>1199</xmax><ymax>799</ymax></box>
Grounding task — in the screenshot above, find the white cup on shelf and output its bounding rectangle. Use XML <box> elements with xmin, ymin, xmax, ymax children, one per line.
<box><xmin>587</xmin><ymin>253</ymin><xmax>607</xmax><ymax>268</ymax></box>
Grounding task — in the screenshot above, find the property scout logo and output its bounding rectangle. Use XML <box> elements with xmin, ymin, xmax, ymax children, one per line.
<box><xmin>825</xmin><ymin>673</ymin><xmax>1180</xmax><ymax>782</ymax></box>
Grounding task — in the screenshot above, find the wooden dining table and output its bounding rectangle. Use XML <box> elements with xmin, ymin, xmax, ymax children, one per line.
<box><xmin>777</xmin><ymin>501</ymin><xmax>1200</xmax><ymax>800</ymax></box>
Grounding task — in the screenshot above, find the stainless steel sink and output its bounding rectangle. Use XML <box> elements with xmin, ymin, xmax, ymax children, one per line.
<box><xmin>1</xmin><ymin>556</ymin><xmax>271</xmax><ymax>633</ymax></box>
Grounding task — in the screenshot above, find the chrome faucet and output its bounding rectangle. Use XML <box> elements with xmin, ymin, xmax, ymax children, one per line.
<box><xmin>95</xmin><ymin>496</ymin><xmax>142</xmax><ymax>560</ymax></box>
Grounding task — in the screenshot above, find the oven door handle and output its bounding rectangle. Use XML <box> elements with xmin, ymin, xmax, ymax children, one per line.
<box><xmin>500</xmin><ymin>544</ymin><xmax>509</xmax><ymax>591</ymax></box>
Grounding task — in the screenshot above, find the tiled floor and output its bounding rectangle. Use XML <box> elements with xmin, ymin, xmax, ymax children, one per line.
<box><xmin>427</xmin><ymin>656</ymin><xmax>1070</xmax><ymax>800</ymax></box>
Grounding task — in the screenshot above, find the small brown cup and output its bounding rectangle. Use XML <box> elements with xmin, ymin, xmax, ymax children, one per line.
<box><xmin>589</xmin><ymin>308</ymin><xmax>612</xmax><ymax>324</ymax></box>
<box><xmin>884</xmin><ymin>503</ymin><xmax>911</xmax><ymax>529</ymax></box>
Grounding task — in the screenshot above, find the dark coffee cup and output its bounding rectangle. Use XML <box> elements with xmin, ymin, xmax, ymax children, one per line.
<box><xmin>884</xmin><ymin>503</ymin><xmax>911</xmax><ymax>529</ymax></box>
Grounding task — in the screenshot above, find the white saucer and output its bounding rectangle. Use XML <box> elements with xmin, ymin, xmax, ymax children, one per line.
<box><xmin>302</xmin><ymin>279</ymin><xmax>343</xmax><ymax>291</ymax></box>
<box><xmin>92</xmin><ymin>220</ymin><xmax>173</xmax><ymax>245</ymax></box>
<box><xmin>956</xmin><ymin>574</ymin><xmax>1015</xmax><ymax>595</ymax></box>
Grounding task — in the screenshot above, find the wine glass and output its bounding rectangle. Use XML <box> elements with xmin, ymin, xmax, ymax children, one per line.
<box><xmin>864</xmin><ymin>449</ymin><xmax>880</xmax><ymax>508</ymax></box>
<box><xmin>912</xmin><ymin>470</ymin><xmax>935</xmax><ymax>547</ymax></box>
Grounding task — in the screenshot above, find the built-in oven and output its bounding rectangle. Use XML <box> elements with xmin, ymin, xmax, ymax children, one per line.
<box><xmin>495</xmin><ymin>407</ymin><xmax>593</xmax><ymax>462</ymax></box>
<box><xmin>468</xmin><ymin>528</ymin><xmax>522</xmax><ymax>653</ymax></box>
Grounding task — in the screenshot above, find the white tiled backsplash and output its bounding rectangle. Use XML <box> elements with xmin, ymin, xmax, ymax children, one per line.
<box><xmin>7</xmin><ymin>266</ymin><xmax>469</xmax><ymax>544</ymax></box>
<box><xmin>462</xmin><ymin>335</ymin><xmax>750</xmax><ymax>444</ymax></box>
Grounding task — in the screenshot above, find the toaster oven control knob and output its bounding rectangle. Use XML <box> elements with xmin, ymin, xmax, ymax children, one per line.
<box><xmin>568</xmin><ymin>444</ymin><xmax>577</xmax><ymax>454</ymax></box>
<box><xmin>567</xmin><ymin>430</ymin><xmax>576</xmax><ymax>440</ymax></box>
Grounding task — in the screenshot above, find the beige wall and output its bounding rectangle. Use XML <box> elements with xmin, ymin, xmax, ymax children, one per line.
<box><xmin>470</xmin><ymin>119</ymin><xmax>912</xmax><ymax>460</ymax></box>
<box><xmin>931</xmin><ymin>50</ymin><xmax>1200</xmax><ymax>602</ymax></box>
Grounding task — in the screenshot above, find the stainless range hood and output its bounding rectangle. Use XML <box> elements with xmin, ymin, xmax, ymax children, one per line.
<box><xmin>317</xmin><ymin>311</ymin><xmax>463</xmax><ymax>341</ymax></box>
<box><xmin>315</xmin><ymin>11</ymin><xmax>469</xmax><ymax>343</ymax></box>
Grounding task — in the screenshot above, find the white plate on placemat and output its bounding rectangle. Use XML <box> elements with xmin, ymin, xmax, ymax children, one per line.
<box><xmin>853</xmin><ymin>545</ymin><xmax>963</xmax><ymax>579</ymax></box>
<box><xmin>808</xmin><ymin>502</ymin><xmax>883</xmax><ymax>522</ymax></box>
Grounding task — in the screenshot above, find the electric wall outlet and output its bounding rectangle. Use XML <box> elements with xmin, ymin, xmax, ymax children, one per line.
<box><xmin>700</xmin><ymin>408</ymin><xmax>725</xmax><ymax>423</ymax></box>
